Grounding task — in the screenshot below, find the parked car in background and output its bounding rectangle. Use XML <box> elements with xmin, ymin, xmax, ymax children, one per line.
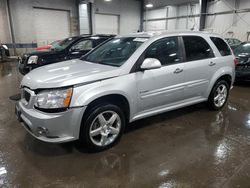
<box><xmin>233</xmin><ymin>42</ymin><xmax>250</xmax><ymax>81</ymax></box>
<box><xmin>35</xmin><ymin>40</ymin><xmax>60</xmax><ymax>51</ymax></box>
<box><xmin>0</xmin><ymin>44</ymin><xmax>10</xmax><ymax>61</ymax></box>
<box><xmin>225</xmin><ymin>38</ymin><xmax>242</xmax><ymax>49</ymax></box>
<box><xmin>16</xmin><ymin>31</ymin><xmax>235</xmax><ymax>151</ymax></box>
<box><xmin>18</xmin><ymin>35</ymin><xmax>115</xmax><ymax>75</ymax></box>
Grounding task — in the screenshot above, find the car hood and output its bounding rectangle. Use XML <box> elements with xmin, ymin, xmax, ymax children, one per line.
<box><xmin>23</xmin><ymin>49</ymin><xmax>61</xmax><ymax>57</ymax></box>
<box><xmin>21</xmin><ymin>59</ymin><xmax>121</xmax><ymax>90</ymax></box>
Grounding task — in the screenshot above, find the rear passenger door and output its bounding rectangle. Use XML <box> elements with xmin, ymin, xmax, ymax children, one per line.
<box><xmin>181</xmin><ymin>35</ymin><xmax>216</xmax><ymax>99</ymax></box>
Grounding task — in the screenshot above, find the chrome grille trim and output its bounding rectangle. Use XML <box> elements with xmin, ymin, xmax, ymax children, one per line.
<box><xmin>21</xmin><ymin>87</ymin><xmax>36</xmax><ymax>109</ymax></box>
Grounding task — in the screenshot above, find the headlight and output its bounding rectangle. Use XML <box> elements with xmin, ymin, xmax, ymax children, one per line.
<box><xmin>2</xmin><ymin>45</ymin><xmax>8</xmax><ymax>50</ymax></box>
<box><xmin>35</xmin><ymin>87</ymin><xmax>73</xmax><ymax>109</ymax></box>
<box><xmin>27</xmin><ymin>55</ymin><xmax>38</xmax><ymax>64</ymax></box>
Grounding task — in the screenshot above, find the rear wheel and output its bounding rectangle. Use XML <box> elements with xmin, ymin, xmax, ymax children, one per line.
<box><xmin>207</xmin><ymin>80</ymin><xmax>229</xmax><ymax>110</ymax></box>
<box><xmin>80</xmin><ymin>104</ymin><xmax>125</xmax><ymax>152</ymax></box>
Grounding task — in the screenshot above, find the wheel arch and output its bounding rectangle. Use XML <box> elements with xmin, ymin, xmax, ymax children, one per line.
<box><xmin>207</xmin><ymin>69</ymin><xmax>233</xmax><ymax>98</ymax></box>
<box><xmin>81</xmin><ymin>93</ymin><xmax>131</xmax><ymax>124</ymax></box>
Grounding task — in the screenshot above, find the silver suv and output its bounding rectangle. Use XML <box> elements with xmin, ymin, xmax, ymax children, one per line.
<box><xmin>16</xmin><ymin>31</ymin><xmax>235</xmax><ymax>151</ymax></box>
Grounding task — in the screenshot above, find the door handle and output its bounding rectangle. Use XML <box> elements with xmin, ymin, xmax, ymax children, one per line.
<box><xmin>209</xmin><ymin>62</ymin><xmax>216</xmax><ymax>66</ymax></box>
<box><xmin>174</xmin><ymin>68</ymin><xmax>183</xmax><ymax>74</ymax></box>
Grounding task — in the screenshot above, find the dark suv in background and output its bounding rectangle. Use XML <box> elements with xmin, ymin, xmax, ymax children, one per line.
<box><xmin>233</xmin><ymin>42</ymin><xmax>250</xmax><ymax>81</ymax></box>
<box><xmin>225</xmin><ymin>38</ymin><xmax>242</xmax><ymax>50</ymax></box>
<box><xmin>18</xmin><ymin>35</ymin><xmax>115</xmax><ymax>75</ymax></box>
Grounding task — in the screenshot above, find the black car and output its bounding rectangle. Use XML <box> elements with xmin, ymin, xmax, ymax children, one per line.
<box><xmin>225</xmin><ymin>38</ymin><xmax>242</xmax><ymax>50</ymax></box>
<box><xmin>0</xmin><ymin>44</ymin><xmax>10</xmax><ymax>61</ymax></box>
<box><xmin>233</xmin><ymin>42</ymin><xmax>250</xmax><ymax>81</ymax></box>
<box><xmin>18</xmin><ymin>35</ymin><xmax>114</xmax><ymax>75</ymax></box>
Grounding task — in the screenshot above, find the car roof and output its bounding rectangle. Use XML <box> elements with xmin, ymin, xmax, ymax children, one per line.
<box><xmin>78</xmin><ymin>34</ymin><xmax>115</xmax><ymax>38</ymax></box>
<box><xmin>64</xmin><ymin>34</ymin><xmax>115</xmax><ymax>41</ymax></box>
<box><xmin>118</xmin><ymin>30</ymin><xmax>222</xmax><ymax>38</ymax></box>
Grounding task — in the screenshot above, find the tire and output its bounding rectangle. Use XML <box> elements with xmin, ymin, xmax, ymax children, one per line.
<box><xmin>80</xmin><ymin>103</ymin><xmax>125</xmax><ymax>152</ymax></box>
<box><xmin>207</xmin><ymin>80</ymin><xmax>229</xmax><ymax>110</ymax></box>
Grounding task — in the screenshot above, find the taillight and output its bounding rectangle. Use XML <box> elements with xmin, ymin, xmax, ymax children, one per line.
<box><xmin>234</xmin><ymin>58</ymin><xmax>238</xmax><ymax>66</ymax></box>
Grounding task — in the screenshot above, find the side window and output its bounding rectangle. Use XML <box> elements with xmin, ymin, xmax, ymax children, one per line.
<box><xmin>71</xmin><ymin>40</ymin><xmax>93</xmax><ymax>51</ymax></box>
<box><xmin>210</xmin><ymin>37</ymin><xmax>231</xmax><ymax>56</ymax></box>
<box><xmin>183</xmin><ymin>36</ymin><xmax>214</xmax><ymax>62</ymax></box>
<box><xmin>94</xmin><ymin>38</ymin><xmax>108</xmax><ymax>47</ymax></box>
<box><xmin>145</xmin><ymin>37</ymin><xmax>181</xmax><ymax>66</ymax></box>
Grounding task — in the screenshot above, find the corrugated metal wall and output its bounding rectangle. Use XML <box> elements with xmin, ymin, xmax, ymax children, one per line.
<box><xmin>143</xmin><ymin>0</ymin><xmax>250</xmax><ymax>41</ymax></box>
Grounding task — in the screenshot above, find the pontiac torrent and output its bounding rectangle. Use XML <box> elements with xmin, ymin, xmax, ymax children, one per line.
<box><xmin>15</xmin><ymin>31</ymin><xmax>236</xmax><ymax>151</ymax></box>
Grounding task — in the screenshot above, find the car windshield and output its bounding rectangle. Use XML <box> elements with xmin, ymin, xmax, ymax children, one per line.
<box><xmin>50</xmin><ymin>40</ymin><xmax>60</xmax><ymax>46</ymax></box>
<box><xmin>51</xmin><ymin>37</ymin><xmax>77</xmax><ymax>51</ymax></box>
<box><xmin>81</xmin><ymin>37</ymin><xmax>148</xmax><ymax>67</ymax></box>
<box><xmin>233</xmin><ymin>43</ymin><xmax>250</xmax><ymax>56</ymax></box>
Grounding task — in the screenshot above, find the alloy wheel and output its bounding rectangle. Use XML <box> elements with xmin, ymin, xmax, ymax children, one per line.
<box><xmin>89</xmin><ymin>110</ymin><xmax>121</xmax><ymax>146</ymax></box>
<box><xmin>213</xmin><ymin>84</ymin><xmax>228</xmax><ymax>108</ymax></box>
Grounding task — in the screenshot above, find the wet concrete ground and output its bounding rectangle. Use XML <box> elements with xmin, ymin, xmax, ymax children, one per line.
<box><xmin>0</xmin><ymin>60</ymin><xmax>250</xmax><ymax>188</ymax></box>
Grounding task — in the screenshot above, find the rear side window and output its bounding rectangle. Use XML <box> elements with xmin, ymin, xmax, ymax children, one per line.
<box><xmin>211</xmin><ymin>37</ymin><xmax>231</xmax><ymax>56</ymax></box>
<box><xmin>71</xmin><ymin>40</ymin><xmax>93</xmax><ymax>51</ymax></box>
<box><xmin>183</xmin><ymin>36</ymin><xmax>214</xmax><ymax>62</ymax></box>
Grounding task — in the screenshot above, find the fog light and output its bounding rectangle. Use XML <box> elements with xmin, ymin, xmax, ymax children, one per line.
<box><xmin>37</xmin><ymin>127</ymin><xmax>49</xmax><ymax>136</ymax></box>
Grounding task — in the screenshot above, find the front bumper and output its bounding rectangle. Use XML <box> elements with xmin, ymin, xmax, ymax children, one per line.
<box><xmin>235</xmin><ymin>70</ymin><xmax>250</xmax><ymax>81</ymax></box>
<box><xmin>18</xmin><ymin>57</ymin><xmax>39</xmax><ymax>75</ymax></box>
<box><xmin>15</xmin><ymin>100</ymin><xmax>86</xmax><ymax>143</ymax></box>
<box><xmin>18</xmin><ymin>63</ymin><xmax>29</xmax><ymax>75</ymax></box>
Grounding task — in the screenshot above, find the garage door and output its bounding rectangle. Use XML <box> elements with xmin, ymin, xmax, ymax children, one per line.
<box><xmin>95</xmin><ymin>14</ymin><xmax>119</xmax><ymax>34</ymax></box>
<box><xmin>33</xmin><ymin>8</ymin><xmax>70</xmax><ymax>46</ymax></box>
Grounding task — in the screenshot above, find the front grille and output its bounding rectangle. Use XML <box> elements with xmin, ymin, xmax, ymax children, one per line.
<box><xmin>20</xmin><ymin>55</ymin><xmax>28</xmax><ymax>64</ymax></box>
<box><xmin>236</xmin><ymin>65</ymin><xmax>250</xmax><ymax>71</ymax></box>
<box><xmin>24</xmin><ymin>90</ymin><xmax>31</xmax><ymax>103</ymax></box>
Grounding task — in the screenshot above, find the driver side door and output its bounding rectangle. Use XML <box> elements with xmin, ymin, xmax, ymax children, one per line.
<box><xmin>69</xmin><ymin>39</ymin><xmax>93</xmax><ymax>59</ymax></box>
<box><xmin>135</xmin><ymin>36</ymin><xmax>185</xmax><ymax>112</ymax></box>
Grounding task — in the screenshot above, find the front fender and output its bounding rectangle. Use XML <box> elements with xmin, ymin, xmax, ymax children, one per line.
<box><xmin>70</xmin><ymin>74</ymin><xmax>138</xmax><ymax>118</ymax></box>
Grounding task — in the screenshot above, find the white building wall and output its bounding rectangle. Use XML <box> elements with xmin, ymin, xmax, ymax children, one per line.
<box><xmin>0</xmin><ymin>0</ymin><xmax>11</xmax><ymax>44</ymax></box>
<box><xmin>79</xmin><ymin>3</ymin><xmax>90</xmax><ymax>35</ymax></box>
<box><xmin>92</xmin><ymin>0</ymin><xmax>141</xmax><ymax>34</ymax></box>
<box><xmin>168</xmin><ymin>6</ymin><xmax>178</xmax><ymax>30</ymax></box>
<box><xmin>9</xmin><ymin>0</ymin><xmax>78</xmax><ymax>43</ymax></box>
<box><xmin>205</xmin><ymin>0</ymin><xmax>250</xmax><ymax>41</ymax></box>
<box><xmin>144</xmin><ymin>3</ymin><xmax>200</xmax><ymax>32</ymax></box>
<box><xmin>144</xmin><ymin>7</ymin><xmax>167</xmax><ymax>31</ymax></box>
<box><xmin>7</xmin><ymin>0</ymin><xmax>78</xmax><ymax>54</ymax></box>
<box><xmin>143</xmin><ymin>0</ymin><xmax>250</xmax><ymax>41</ymax></box>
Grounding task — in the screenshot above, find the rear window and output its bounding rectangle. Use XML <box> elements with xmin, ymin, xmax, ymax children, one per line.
<box><xmin>211</xmin><ymin>37</ymin><xmax>231</xmax><ymax>56</ymax></box>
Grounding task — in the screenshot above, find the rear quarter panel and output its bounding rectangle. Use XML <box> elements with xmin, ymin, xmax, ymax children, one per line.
<box><xmin>205</xmin><ymin>56</ymin><xmax>235</xmax><ymax>98</ymax></box>
<box><xmin>204</xmin><ymin>35</ymin><xmax>235</xmax><ymax>97</ymax></box>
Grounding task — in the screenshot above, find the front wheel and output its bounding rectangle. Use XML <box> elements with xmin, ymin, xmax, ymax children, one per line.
<box><xmin>207</xmin><ymin>80</ymin><xmax>229</xmax><ymax>110</ymax></box>
<box><xmin>80</xmin><ymin>104</ymin><xmax>125</xmax><ymax>152</ymax></box>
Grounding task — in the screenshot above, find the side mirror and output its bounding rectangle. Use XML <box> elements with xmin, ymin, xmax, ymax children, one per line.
<box><xmin>140</xmin><ymin>58</ymin><xmax>161</xmax><ymax>70</ymax></box>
